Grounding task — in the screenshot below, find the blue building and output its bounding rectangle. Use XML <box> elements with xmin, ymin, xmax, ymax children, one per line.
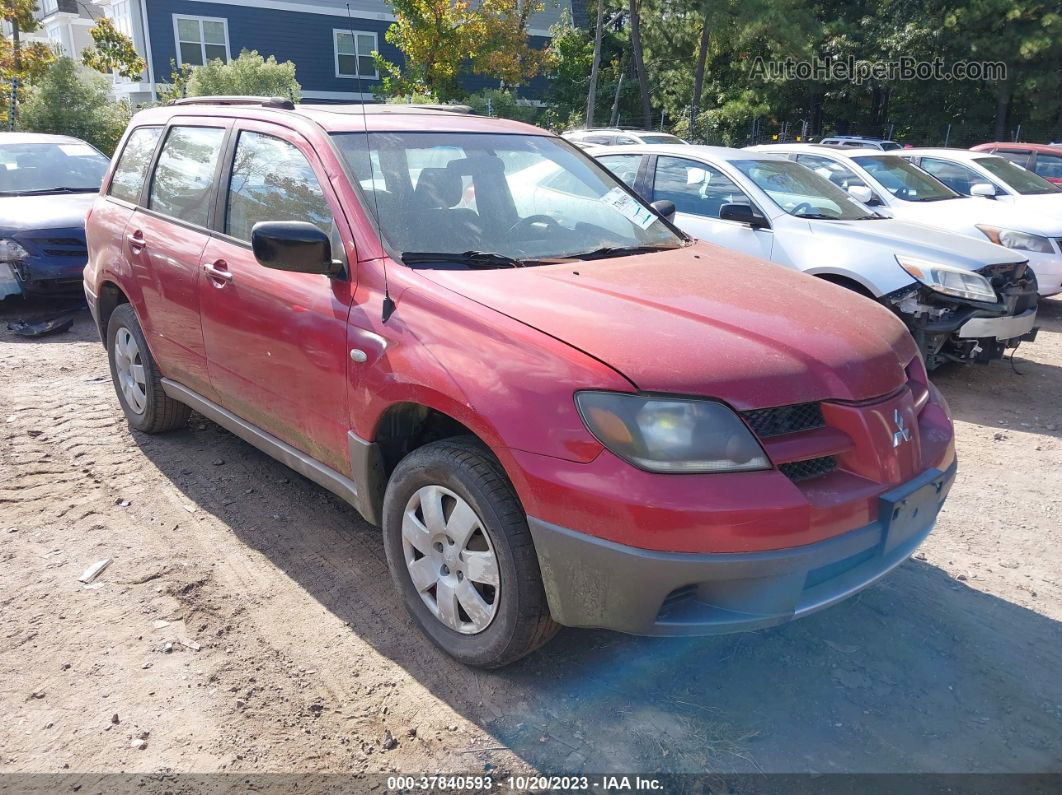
<box><xmin>87</xmin><ymin>0</ymin><xmax>576</xmax><ymax>105</ymax></box>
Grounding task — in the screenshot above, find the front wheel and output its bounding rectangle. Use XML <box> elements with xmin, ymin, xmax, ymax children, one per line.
<box><xmin>382</xmin><ymin>437</ymin><xmax>558</xmax><ymax>668</ymax></box>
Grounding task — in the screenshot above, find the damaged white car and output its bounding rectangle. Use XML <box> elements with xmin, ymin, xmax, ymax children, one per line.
<box><xmin>591</xmin><ymin>145</ymin><xmax>1038</xmax><ymax>369</ymax></box>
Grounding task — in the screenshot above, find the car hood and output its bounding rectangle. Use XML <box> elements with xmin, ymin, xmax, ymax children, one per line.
<box><xmin>899</xmin><ymin>196</ymin><xmax>1062</xmax><ymax>236</ymax></box>
<box><xmin>0</xmin><ymin>192</ymin><xmax>96</xmax><ymax>233</ymax></box>
<box><xmin>418</xmin><ymin>242</ymin><xmax>916</xmax><ymax>409</ymax></box>
<box><xmin>808</xmin><ymin>217</ymin><xmax>1020</xmax><ymax>270</ymax></box>
<box><xmin>1012</xmin><ymin>192</ymin><xmax>1062</xmax><ymax>216</ymax></box>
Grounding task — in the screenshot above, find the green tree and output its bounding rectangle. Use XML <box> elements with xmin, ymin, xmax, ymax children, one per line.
<box><xmin>2</xmin><ymin>0</ymin><xmax>48</xmax><ymax>128</ymax></box>
<box><xmin>465</xmin><ymin>87</ymin><xmax>539</xmax><ymax>121</ymax></box>
<box><xmin>374</xmin><ymin>0</ymin><xmax>486</xmax><ymax>101</ymax></box>
<box><xmin>81</xmin><ymin>16</ymin><xmax>146</xmax><ymax>80</ymax></box>
<box><xmin>473</xmin><ymin>0</ymin><xmax>552</xmax><ymax>87</ymax></box>
<box><xmin>155</xmin><ymin>59</ymin><xmax>193</xmax><ymax>103</ymax></box>
<box><xmin>186</xmin><ymin>49</ymin><xmax>300</xmax><ymax>100</ymax></box>
<box><xmin>17</xmin><ymin>57</ymin><xmax>131</xmax><ymax>154</ymax></box>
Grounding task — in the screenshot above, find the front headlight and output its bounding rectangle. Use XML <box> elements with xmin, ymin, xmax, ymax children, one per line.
<box><xmin>575</xmin><ymin>391</ymin><xmax>770</xmax><ymax>473</ymax></box>
<box><xmin>975</xmin><ymin>225</ymin><xmax>1054</xmax><ymax>254</ymax></box>
<box><xmin>0</xmin><ymin>238</ymin><xmax>29</xmax><ymax>263</ymax></box>
<box><xmin>896</xmin><ymin>255</ymin><xmax>997</xmax><ymax>303</ymax></box>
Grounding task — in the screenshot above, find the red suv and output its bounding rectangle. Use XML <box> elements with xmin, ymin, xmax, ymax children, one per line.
<box><xmin>84</xmin><ymin>99</ymin><xmax>956</xmax><ymax>667</ymax></box>
<box><xmin>971</xmin><ymin>142</ymin><xmax>1062</xmax><ymax>184</ymax></box>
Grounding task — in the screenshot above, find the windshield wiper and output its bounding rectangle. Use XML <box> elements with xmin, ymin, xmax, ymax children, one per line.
<box><xmin>401</xmin><ymin>250</ymin><xmax>526</xmax><ymax>269</ymax></box>
<box><xmin>560</xmin><ymin>243</ymin><xmax>681</xmax><ymax>260</ymax></box>
<box><xmin>8</xmin><ymin>187</ymin><xmax>98</xmax><ymax>196</ymax></box>
<box><xmin>794</xmin><ymin>212</ymin><xmax>842</xmax><ymax>220</ymax></box>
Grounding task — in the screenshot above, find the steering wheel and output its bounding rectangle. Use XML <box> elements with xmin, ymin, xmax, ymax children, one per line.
<box><xmin>791</xmin><ymin>202</ymin><xmax>816</xmax><ymax>216</ymax></box>
<box><xmin>507</xmin><ymin>214</ymin><xmax>562</xmax><ymax>236</ymax></box>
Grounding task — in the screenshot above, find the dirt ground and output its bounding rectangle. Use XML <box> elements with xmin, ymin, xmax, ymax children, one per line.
<box><xmin>1</xmin><ymin>294</ymin><xmax>1060</xmax><ymax>777</ymax></box>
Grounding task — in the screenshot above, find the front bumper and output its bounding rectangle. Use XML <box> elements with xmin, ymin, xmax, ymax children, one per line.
<box><xmin>957</xmin><ymin>307</ymin><xmax>1037</xmax><ymax>340</ymax></box>
<box><xmin>528</xmin><ymin>460</ymin><xmax>956</xmax><ymax>636</ymax></box>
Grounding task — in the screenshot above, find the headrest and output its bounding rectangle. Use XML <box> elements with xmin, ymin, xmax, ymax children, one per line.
<box><xmin>413</xmin><ymin>168</ymin><xmax>463</xmax><ymax>208</ymax></box>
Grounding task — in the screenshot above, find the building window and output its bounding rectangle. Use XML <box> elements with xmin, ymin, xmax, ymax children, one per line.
<box><xmin>333</xmin><ymin>29</ymin><xmax>378</xmax><ymax>78</ymax></box>
<box><xmin>173</xmin><ymin>15</ymin><xmax>230</xmax><ymax>67</ymax></box>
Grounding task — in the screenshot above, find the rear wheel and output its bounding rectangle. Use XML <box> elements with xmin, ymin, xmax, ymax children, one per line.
<box><xmin>382</xmin><ymin>437</ymin><xmax>558</xmax><ymax>668</ymax></box>
<box><xmin>106</xmin><ymin>304</ymin><xmax>190</xmax><ymax>433</ymax></box>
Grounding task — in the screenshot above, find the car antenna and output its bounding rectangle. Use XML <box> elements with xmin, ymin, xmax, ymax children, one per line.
<box><xmin>347</xmin><ymin>3</ymin><xmax>395</xmax><ymax>322</ymax></box>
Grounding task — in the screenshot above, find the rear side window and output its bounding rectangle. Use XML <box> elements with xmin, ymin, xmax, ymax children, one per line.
<box><xmin>109</xmin><ymin>127</ymin><xmax>162</xmax><ymax>204</ymax></box>
<box><xmin>1034</xmin><ymin>153</ymin><xmax>1062</xmax><ymax>180</ymax></box>
<box><xmin>224</xmin><ymin>131</ymin><xmax>334</xmax><ymax>242</ymax></box>
<box><xmin>995</xmin><ymin>150</ymin><xmax>1031</xmax><ymax>167</ymax></box>
<box><xmin>148</xmin><ymin>126</ymin><xmax>226</xmax><ymax>227</ymax></box>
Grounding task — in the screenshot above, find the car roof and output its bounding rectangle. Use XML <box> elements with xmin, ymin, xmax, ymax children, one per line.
<box><xmin>591</xmin><ymin>143</ymin><xmax>788</xmax><ymax>163</ymax></box>
<box><xmin>746</xmin><ymin>143</ymin><xmax>886</xmax><ymax>158</ymax></box>
<box><xmin>902</xmin><ymin>148</ymin><xmax>994</xmax><ymax>161</ymax></box>
<box><xmin>0</xmin><ymin>131</ymin><xmax>91</xmax><ymax>146</ymax></box>
<box><xmin>124</xmin><ymin>100</ymin><xmax>547</xmax><ymax>138</ymax></box>
<box><xmin>971</xmin><ymin>142</ymin><xmax>1060</xmax><ymax>153</ymax></box>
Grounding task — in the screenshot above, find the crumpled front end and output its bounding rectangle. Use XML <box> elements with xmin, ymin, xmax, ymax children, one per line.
<box><xmin>883</xmin><ymin>261</ymin><xmax>1038</xmax><ymax>369</ymax></box>
<box><xmin>2</xmin><ymin>227</ymin><xmax>89</xmax><ymax>295</ymax></box>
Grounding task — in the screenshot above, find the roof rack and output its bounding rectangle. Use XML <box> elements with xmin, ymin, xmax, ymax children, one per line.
<box><xmin>169</xmin><ymin>96</ymin><xmax>295</xmax><ymax>110</ymax></box>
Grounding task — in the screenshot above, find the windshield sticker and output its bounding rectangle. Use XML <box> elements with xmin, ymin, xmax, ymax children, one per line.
<box><xmin>59</xmin><ymin>144</ymin><xmax>97</xmax><ymax>157</ymax></box>
<box><xmin>602</xmin><ymin>187</ymin><xmax>657</xmax><ymax>229</ymax></box>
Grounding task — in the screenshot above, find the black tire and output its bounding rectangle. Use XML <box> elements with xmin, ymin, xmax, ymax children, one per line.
<box><xmin>382</xmin><ymin>436</ymin><xmax>559</xmax><ymax>668</ymax></box>
<box><xmin>106</xmin><ymin>303</ymin><xmax>190</xmax><ymax>433</ymax></box>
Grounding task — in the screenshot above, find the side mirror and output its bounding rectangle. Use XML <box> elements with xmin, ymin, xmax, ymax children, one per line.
<box><xmin>251</xmin><ymin>221</ymin><xmax>341</xmax><ymax>276</ymax></box>
<box><xmin>847</xmin><ymin>184</ymin><xmax>874</xmax><ymax>204</ymax></box>
<box><xmin>650</xmin><ymin>199</ymin><xmax>676</xmax><ymax>223</ymax></box>
<box><xmin>970</xmin><ymin>182</ymin><xmax>997</xmax><ymax>198</ymax></box>
<box><xmin>719</xmin><ymin>202</ymin><xmax>769</xmax><ymax>229</ymax></box>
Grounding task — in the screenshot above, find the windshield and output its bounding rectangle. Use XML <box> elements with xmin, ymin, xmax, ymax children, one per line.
<box><xmin>0</xmin><ymin>141</ymin><xmax>109</xmax><ymax>195</ymax></box>
<box><xmin>852</xmin><ymin>155</ymin><xmax>958</xmax><ymax>202</ymax></box>
<box><xmin>974</xmin><ymin>156</ymin><xmax>1059</xmax><ymax>195</ymax></box>
<box><xmin>331</xmin><ymin>132</ymin><xmax>684</xmax><ymax>263</ymax></box>
<box><xmin>639</xmin><ymin>134</ymin><xmax>686</xmax><ymax>145</ymax></box>
<box><xmin>731</xmin><ymin>158</ymin><xmax>878</xmax><ymax>220</ymax></box>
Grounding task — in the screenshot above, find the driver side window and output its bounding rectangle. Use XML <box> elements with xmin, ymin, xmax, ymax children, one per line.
<box><xmin>652</xmin><ymin>156</ymin><xmax>753</xmax><ymax>219</ymax></box>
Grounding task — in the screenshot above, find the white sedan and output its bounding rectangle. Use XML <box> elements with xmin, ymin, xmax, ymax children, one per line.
<box><xmin>747</xmin><ymin>143</ymin><xmax>1062</xmax><ymax>296</ymax></box>
<box><xmin>586</xmin><ymin>144</ymin><xmax>1038</xmax><ymax>369</ymax></box>
<box><xmin>899</xmin><ymin>148</ymin><xmax>1062</xmax><ymax>217</ymax></box>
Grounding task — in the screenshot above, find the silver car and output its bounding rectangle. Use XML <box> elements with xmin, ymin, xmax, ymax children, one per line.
<box><xmin>590</xmin><ymin>144</ymin><xmax>1038</xmax><ymax>369</ymax></box>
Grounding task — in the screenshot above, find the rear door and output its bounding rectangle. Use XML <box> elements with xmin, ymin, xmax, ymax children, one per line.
<box><xmin>648</xmin><ymin>155</ymin><xmax>773</xmax><ymax>259</ymax></box>
<box><xmin>89</xmin><ymin>124</ymin><xmax>163</xmax><ymax>313</ymax></box>
<box><xmin>128</xmin><ymin>119</ymin><xmax>231</xmax><ymax>401</ymax></box>
<box><xmin>198</xmin><ymin>120</ymin><xmax>355</xmax><ymax>474</ymax></box>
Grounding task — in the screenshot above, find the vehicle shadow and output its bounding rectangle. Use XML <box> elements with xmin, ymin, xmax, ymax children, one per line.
<box><xmin>133</xmin><ymin>424</ymin><xmax>1062</xmax><ymax>775</ymax></box>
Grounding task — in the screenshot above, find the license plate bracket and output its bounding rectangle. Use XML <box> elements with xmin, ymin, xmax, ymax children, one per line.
<box><xmin>879</xmin><ymin>473</ymin><xmax>946</xmax><ymax>554</ymax></box>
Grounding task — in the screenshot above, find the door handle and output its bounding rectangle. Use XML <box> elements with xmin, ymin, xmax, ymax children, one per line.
<box><xmin>203</xmin><ymin>261</ymin><xmax>233</xmax><ymax>283</ymax></box>
<box><xmin>127</xmin><ymin>230</ymin><xmax>146</xmax><ymax>251</ymax></box>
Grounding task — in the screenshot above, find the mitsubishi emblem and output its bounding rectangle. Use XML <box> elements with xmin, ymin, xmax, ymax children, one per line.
<box><xmin>892</xmin><ymin>409</ymin><xmax>911</xmax><ymax>448</ymax></box>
